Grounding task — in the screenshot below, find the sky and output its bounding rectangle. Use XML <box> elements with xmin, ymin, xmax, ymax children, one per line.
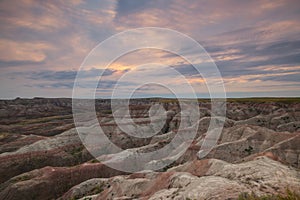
<box><xmin>0</xmin><ymin>0</ymin><xmax>300</xmax><ymax>99</ymax></box>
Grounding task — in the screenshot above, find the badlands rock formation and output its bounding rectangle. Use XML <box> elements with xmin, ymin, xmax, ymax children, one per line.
<box><xmin>0</xmin><ymin>98</ymin><xmax>299</xmax><ymax>199</ymax></box>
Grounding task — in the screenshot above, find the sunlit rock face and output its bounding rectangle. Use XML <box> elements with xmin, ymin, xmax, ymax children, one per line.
<box><xmin>0</xmin><ymin>98</ymin><xmax>299</xmax><ymax>199</ymax></box>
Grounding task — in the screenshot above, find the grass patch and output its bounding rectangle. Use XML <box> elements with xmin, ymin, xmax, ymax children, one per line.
<box><xmin>159</xmin><ymin>97</ymin><xmax>300</xmax><ymax>103</ymax></box>
<box><xmin>89</xmin><ymin>159</ymin><xmax>100</xmax><ymax>163</ymax></box>
<box><xmin>0</xmin><ymin>132</ymin><xmax>10</xmax><ymax>140</ymax></box>
<box><xmin>90</xmin><ymin>184</ymin><xmax>104</xmax><ymax>194</ymax></box>
<box><xmin>101</xmin><ymin>109</ymin><xmax>112</xmax><ymax>114</ymax></box>
<box><xmin>11</xmin><ymin>174</ymin><xmax>32</xmax><ymax>183</ymax></box>
<box><xmin>66</xmin><ymin>145</ymin><xmax>86</xmax><ymax>164</ymax></box>
<box><xmin>69</xmin><ymin>146</ymin><xmax>84</xmax><ymax>156</ymax></box>
<box><xmin>238</xmin><ymin>189</ymin><xmax>300</xmax><ymax>200</ymax></box>
<box><xmin>226</xmin><ymin>97</ymin><xmax>300</xmax><ymax>103</ymax></box>
<box><xmin>16</xmin><ymin>114</ymin><xmax>73</xmax><ymax>125</ymax></box>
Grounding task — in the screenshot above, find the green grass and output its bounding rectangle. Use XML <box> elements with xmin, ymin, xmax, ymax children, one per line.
<box><xmin>238</xmin><ymin>189</ymin><xmax>300</xmax><ymax>200</ymax></box>
<box><xmin>8</xmin><ymin>114</ymin><xmax>73</xmax><ymax>126</ymax></box>
<box><xmin>89</xmin><ymin>159</ymin><xmax>100</xmax><ymax>163</ymax></box>
<box><xmin>226</xmin><ymin>97</ymin><xmax>300</xmax><ymax>103</ymax></box>
<box><xmin>69</xmin><ymin>146</ymin><xmax>84</xmax><ymax>156</ymax></box>
<box><xmin>90</xmin><ymin>184</ymin><xmax>104</xmax><ymax>194</ymax></box>
<box><xmin>67</xmin><ymin>145</ymin><xmax>87</xmax><ymax>165</ymax></box>
<box><xmin>158</xmin><ymin>98</ymin><xmax>180</xmax><ymax>103</ymax></box>
<box><xmin>100</xmin><ymin>109</ymin><xmax>112</xmax><ymax>114</ymax></box>
<box><xmin>157</xmin><ymin>97</ymin><xmax>300</xmax><ymax>103</ymax></box>
<box><xmin>16</xmin><ymin>114</ymin><xmax>73</xmax><ymax>125</ymax></box>
<box><xmin>11</xmin><ymin>174</ymin><xmax>32</xmax><ymax>183</ymax></box>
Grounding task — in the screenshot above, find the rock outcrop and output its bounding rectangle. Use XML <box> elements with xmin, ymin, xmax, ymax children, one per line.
<box><xmin>0</xmin><ymin>98</ymin><xmax>299</xmax><ymax>199</ymax></box>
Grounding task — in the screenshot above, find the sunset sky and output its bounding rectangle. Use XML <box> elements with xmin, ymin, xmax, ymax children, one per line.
<box><xmin>0</xmin><ymin>0</ymin><xmax>300</xmax><ymax>99</ymax></box>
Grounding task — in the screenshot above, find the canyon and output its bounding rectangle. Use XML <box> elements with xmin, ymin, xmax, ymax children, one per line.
<box><xmin>0</xmin><ymin>98</ymin><xmax>299</xmax><ymax>199</ymax></box>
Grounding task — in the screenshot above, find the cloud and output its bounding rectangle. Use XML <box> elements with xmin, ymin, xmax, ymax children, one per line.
<box><xmin>115</xmin><ymin>0</ymin><xmax>151</xmax><ymax>16</ymax></box>
<box><xmin>249</xmin><ymin>72</ymin><xmax>300</xmax><ymax>82</ymax></box>
<box><xmin>28</xmin><ymin>68</ymin><xmax>117</xmax><ymax>81</ymax></box>
<box><xmin>9</xmin><ymin>68</ymin><xmax>133</xmax><ymax>94</ymax></box>
<box><xmin>0</xmin><ymin>0</ymin><xmax>117</xmax><ymax>72</ymax></box>
<box><xmin>1</xmin><ymin>0</ymin><xmax>300</xmax><ymax>98</ymax></box>
<box><xmin>206</xmin><ymin>21</ymin><xmax>300</xmax><ymax>46</ymax></box>
<box><xmin>28</xmin><ymin>79</ymin><xmax>133</xmax><ymax>90</ymax></box>
<box><xmin>212</xmin><ymin>38</ymin><xmax>300</xmax><ymax>77</ymax></box>
<box><xmin>30</xmin><ymin>82</ymin><xmax>75</xmax><ymax>89</ymax></box>
<box><xmin>0</xmin><ymin>60</ymin><xmax>45</xmax><ymax>68</ymax></box>
<box><xmin>0</xmin><ymin>39</ymin><xmax>52</xmax><ymax>64</ymax></box>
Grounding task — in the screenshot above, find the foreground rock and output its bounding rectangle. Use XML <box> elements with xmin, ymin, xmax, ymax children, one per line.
<box><xmin>0</xmin><ymin>98</ymin><xmax>299</xmax><ymax>199</ymax></box>
<box><xmin>0</xmin><ymin>163</ymin><xmax>127</xmax><ymax>200</ymax></box>
<box><xmin>0</xmin><ymin>129</ymin><xmax>94</xmax><ymax>183</ymax></box>
<box><xmin>58</xmin><ymin>156</ymin><xmax>300</xmax><ymax>200</ymax></box>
